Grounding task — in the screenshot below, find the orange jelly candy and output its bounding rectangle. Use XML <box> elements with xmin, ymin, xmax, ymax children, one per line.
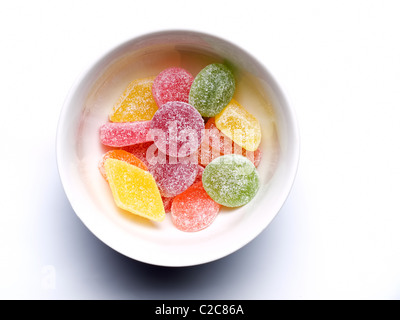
<box><xmin>99</xmin><ymin>150</ymin><xmax>148</xmax><ymax>181</ymax></box>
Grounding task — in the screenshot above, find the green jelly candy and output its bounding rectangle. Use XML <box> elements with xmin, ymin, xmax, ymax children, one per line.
<box><xmin>202</xmin><ymin>154</ymin><xmax>260</xmax><ymax>207</ymax></box>
<box><xmin>189</xmin><ymin>63</ymin><xmax>235</xmax><ymax>117</ymax></box>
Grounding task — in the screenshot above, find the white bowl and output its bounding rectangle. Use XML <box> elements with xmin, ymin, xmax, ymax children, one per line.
<box><xmin>56</xmin><ymin>30</ymin><xmax>299</xmax><ymax>267</ymax></box>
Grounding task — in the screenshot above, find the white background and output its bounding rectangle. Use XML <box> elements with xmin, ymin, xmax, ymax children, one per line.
<box><xmin>1</xmin><ymin>0</ymin><xmax>399</xmax><ymax>299</ymax></box>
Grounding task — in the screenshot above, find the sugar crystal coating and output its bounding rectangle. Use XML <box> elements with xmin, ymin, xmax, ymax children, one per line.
<box><xmin>152</xmin><ymin>67</ymin><xmax>194</xmax><ymax>107</ymax></box>
<box><xmin>202</xmin><ymin>154</ymin><xmax>260</xmax><ymax>207</ymax></box>
<box><xmin>194</xmin><ymin>165</ymin><xmax>205</xmax><ymax>183</ymax></box>
<box><xmin>109</xmin><ymin>77</ymin><xmax>158</xmax><ymax>122</ymax></box>
<box><xmin>198</xmin><ymin>118</ymin><xmax>262</xmax><ymax>167</ymax></box>
<box><xmin>150</xmin><ymin>101</ymin><xmax>204</xmax><ymax>157</ymax></box>
<box><xmin>189</xmin><ymin>63</ymin><xmax>235</xmax><ymax>117</ymax></box>
<box><xmin>215</xmin><ymin>99</ymin><xmax>262</xmax><ymax>152</ymax></box>
<box><xmin>241</xmin><ymin>146</ymin><xmax>262</xmax><ymax>168</ymax></box>
<box><xmin>121</xmin><ymin>141</ymin><xmax>153</xmax><ymax>166</ymax></box>
<box><xmin>162</xmin><ymin>196</ymin><xmax>174</xmax><ymax>213</ymax></box>
<box><xmin>104</xmin><ymin>159</ymin><xmax>165</xmax><ymax>221</ymax></box>
<box><xmin>100</xmin><ymin>121</ymin><xmax>152</xmax><ymax>147</ymax></box>
<box><xmin>148</xmin><ymin>151</ymin><xmax>198</xmax><ymax>197</ymax></box>
<box><xmin>99</xmin><ymin>62</ymin><xmax>265</xmax><ymax>231</ymax></box>
<box><xmin>197</xmin><ymin>117</ymin><xmax>225</xmax><ymax>166</ymax></box>
<box><xmin>171</xmin><ymin>182</ymin><xmax>221</xmax><ymax>232</ymax></box>
<box><xmin>99</xmin><ymin>150</ymin><xmax>148</xmax><ymax>181</ymax></box>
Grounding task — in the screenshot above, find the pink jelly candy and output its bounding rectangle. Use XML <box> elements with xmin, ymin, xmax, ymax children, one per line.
<box><xmin>152</xmin><ymin>67</ymin><xmax>194</xmax><ymax>107</ymax></box>
<box><xmin>171</xmin><ymin>182</ymin><xmax>221</xmax><ymax>232</ymax></box>
<box><xmin>150</xmin><ymin>101</ymin><xmax>204</xmax><ymax>157</ymax></box>
<box><xmin>100</xmin><ymin>121</ymin><xmax>152</xmax><ymax>147</ymax></box>
<box><xmin>148</xmin><ymin>151</ymin><xmax>198</xmax><ymax>198</ymax></box>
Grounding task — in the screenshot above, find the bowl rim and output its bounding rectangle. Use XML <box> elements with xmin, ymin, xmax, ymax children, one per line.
<box><xmin>56</xmin><ymin>29</ymin><xmax>300</xmax><ymax>267</ymax></box>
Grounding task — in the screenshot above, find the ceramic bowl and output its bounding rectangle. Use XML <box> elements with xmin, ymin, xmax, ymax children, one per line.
<box><xmin>56</xmin><ymin>30</ymin><xmax>299</xmax><ymax>267</ymax></box>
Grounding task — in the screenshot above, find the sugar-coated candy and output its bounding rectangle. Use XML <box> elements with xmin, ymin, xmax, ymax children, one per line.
<box><xmin>150</xmin><ymin>101</ymin><xmax>204</xmax><ymax>157</ymax></box>
<box><xmin>148</xmin><ymin>153</ymin><xmax>198</xmax><ymax>198</ymax></box>
<box><xmin>197</xmin><ymin>118</ymin><xmax>225</xmax><ymax>166</ymax></box>
<box><xmin>198</xmin><ymin>118</ymin><xmax>262</xmax><ymax>167</ymax></box>
<box><xmin>162</xmin><ymin>196</ymin><xmax>174</xmax><ymax>213</ymax></box>
<box><xmin>189</xmin><ymin>63</ymin><xmax>235</xmax><ymax>117</ymax></box>
<box><xmin>215</xmin><ymin>99</ymin><xmax>261</xmax><ymax>152</ymax></box>
<box><xmin>152</xmin><ymin>67</ymin><xmax>194</xmax><ymax>107</ymax></box>
<box><xmin>99</xmin><ymin>62</ymin><xmax>266</xmax><ymax>231</ymax></box>
<box><xmin>204</xmin><ymin>117</ymin><xmax>228</xmax><ymax>153</ymax></box>
<box><xmin>104</xmin><ymin>159</ymin><xmax>165</xmax><ymax>221</ymax></box>
<box><xmin>241</xmin><ymin>146</ymin><xmax>262</xmax><ymax>168</ymax></box>
<box><xmin>100</xmin><ymin>121</ymin><xmax>152</xmax><ymax>147</ymax></box>
<box><xmin>99</xmin><ymin>150</ymin><xmax>148</xmax><ymax>181</ymax></box>
<box><xmin>171</xmin><ymin>182</ymin><xmax>220</xmax><ymax>232</ymax></box>
<box><xmin>202</xmin><ymin>154</ymin><xmax>260</xmax><ymax>207</ymax></box>
<box><xmin>121</xmin><ymin>141</ymin><xmax>153</xmax><ymax>166</ymax></box>
<box><xmin>194</xmin><ymin>165</ymin><xmax>204</xmax><ymax>183</ymax></box>
<box><xmin>109</xmin><ymin>77</ymin><xmax>158</xmax><ymax>122</ymax></box>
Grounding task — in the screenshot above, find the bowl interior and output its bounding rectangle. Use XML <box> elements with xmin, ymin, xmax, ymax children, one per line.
<box><xmin>57</xmin><ymin>31</ymin><xmax>299</xmax><ymax>266</ymax></box>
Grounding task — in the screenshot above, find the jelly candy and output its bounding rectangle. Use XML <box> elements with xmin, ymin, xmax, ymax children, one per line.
<box><xmin>109</xmin><ymin>77</ymin><xmax>158</xmax><ymax>122</ymax></box>
<box><xmin>150</xmin><ymin>101</ymin><xmax>204</xmax><ymax>157</ymax></box>
<box><xmin>241</xmin><ymin>146</ymin><xmax>262</xmax><ymax>168</ymax></box>
<box><xmin>204</xmin><ymin>117</ymin><xmax>229</xmax><ymax>154</ymax></box>
<box><xmin>215</xmin><ymin>99</ymin><xmax>261</xmax><ymax>152</ymax></box>
<box><xmin>189</xmin><ymin>63</ymin><xmax>235</xmax><ymax>117</ymax></box>
<box><xmin>148</xmin><ymin>153</ymin><xmax>198</xmax><ymax>197</ymax></box>
<box><xmin>149</xmin><ymin>154</ymin><xmax>198</xmax><ymax>198</ymax></box>
<box><xmin>99</xmin><ymin>63</ymin><xmax>265</xmax><ymax>231</ymax></box>
<box><xmin>99</xmin><ymin>150</ymin><xmax>148</xmax><ymax>181</ymax></box>
<box><xmin>121</xmin><ymin>141</ymin><xmax>153</xmax><ymax>166</ymax></box>
<box><xmin>171</xmin><ymin>182</ymin><xmax>220</xmax><ymax>232</ymax></box>
<box><xmin>100</xmin><ymin>121</ymin><xmax>152</xmax><ymax>147</ymax></box>
<box><xmin>194</xmin><ymin>165</ymin><xmax>204</xmax><ymax>183</ymax></box>
<box><xmin>198</xmin><ymin>118</ymin><xmax>262</xmax><ymax>167</ymax></box>
<box><xmin>152</xmin><ymin>67</ymin><xmax>194</xmax><ymax>107</ymax></box>
<box><xmin>197</xmin><ymin>118</ymin><xmax>226</xmax><ymax>166</ymax></box>
<box><xmin>162</xmin><ymin>196</ymin><xmax>174</xmax><ymax>213</ymax></box>
<box><xmin>104</xmin><ymin>159</ymin><xmax>165</xmax><ymax>221</ymax></box>
<box><xmin>202</xmin><ymin>154</ymin><xmax>260</xmax><ymax>207</ymax></box>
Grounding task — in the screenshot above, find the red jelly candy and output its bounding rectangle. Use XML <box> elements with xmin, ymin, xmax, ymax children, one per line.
<box><xmin>194</xmin><ymin>165</ymin><xmax>204</xmax><ymax>184</ymax></box>
<box><xmin>100</xmin><ymin>121</ymin><xmax>152</xmax><ymax>147</ymax></box>
<box><xmin>241</xmin><ymin>145</ymin><xmax>262</xmax><ymax>168</ymax></box>
<box><xmin>197</xmin><ymin>117</ymin><xmax>228</xmax><ymax>166</ymax></box>
<box><xmin>171</xmin><ymin>182</ymin><xmax>221</xmax><ymax>232</ymax></box>
<box><xmin>193</xmin><ymin>165</ymin><xmax>204</xmax><ymax>183</ymax></box>
<box><xmin>162</xmin><ymin>196</ymin><xmax>174</xmax><ymax>213</ymax></box>
<box><xmin>150</xmin><ymin>101</ymin><xmax>204</xmax><ymax>157</ymax></box>
<box><xmin>152</xmin><ymin>67</ymin><xmax>194</xmax><ymax>107</ymax></box>
<box><xmin>122</xmin><ymin>141</ymin><xmax>154</xmax><ymax>166</ymax></box>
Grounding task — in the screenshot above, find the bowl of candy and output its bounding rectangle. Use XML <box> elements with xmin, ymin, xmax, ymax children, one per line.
<box><xmin>57</xmin><ymin>30</ymin><xmax>299</xmax><ymax>266</ymax></box>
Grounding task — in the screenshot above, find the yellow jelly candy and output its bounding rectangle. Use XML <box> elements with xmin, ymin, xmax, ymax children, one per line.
<box><xmin>215</xmin><ymin>99</ymin><xmax>262</xmax><ymax>152</ymax></box>
<box><xmin>104</xmin><ymin>158</ymin><xmax>165</xmax><ymax>221</ymax></box>
<box><xmin>109</xmin><ymin>77</ymin><xmax>158</xmax><ymax>122</ymax></box>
